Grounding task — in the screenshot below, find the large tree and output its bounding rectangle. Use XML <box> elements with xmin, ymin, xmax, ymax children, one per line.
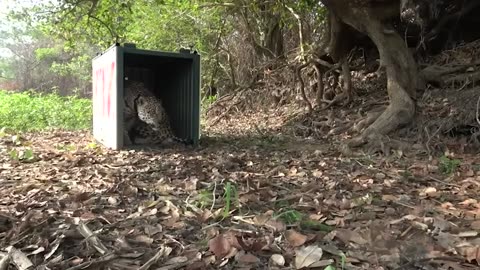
<box><xmin>319</xmin><ymin>0</ymin><xmax>418</xmax><ymax>148</ymax></box>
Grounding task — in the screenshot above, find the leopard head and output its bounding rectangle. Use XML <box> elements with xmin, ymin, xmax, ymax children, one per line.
<box><xmin>135</xmin><ymin>95</ymin><xmax>168</xmax><ymax>131</ymax></box>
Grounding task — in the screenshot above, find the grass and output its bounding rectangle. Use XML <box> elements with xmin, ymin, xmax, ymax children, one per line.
<box><xmin>0</xmin><ymin>90</ymin><xmax>92</xmax><ymax>131</ymax></box>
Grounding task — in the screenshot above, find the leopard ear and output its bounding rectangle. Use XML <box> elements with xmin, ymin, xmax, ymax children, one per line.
<box><xmin>136</xmin><ymin>96</ymin><xmax>145</xmax><ymax>106</ymax></box>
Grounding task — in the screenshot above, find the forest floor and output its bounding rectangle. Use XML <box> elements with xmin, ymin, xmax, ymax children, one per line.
<box><xmin>0</xmin><ymin>116</ymin><xmax>479</xmax><ymax>269</ymax></box>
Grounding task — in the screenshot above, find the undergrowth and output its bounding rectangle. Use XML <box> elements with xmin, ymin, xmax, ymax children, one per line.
<box><xmin>0</xmin><ymin>90</ymin><xmax>92</xmax><ymax>131</ymax></box>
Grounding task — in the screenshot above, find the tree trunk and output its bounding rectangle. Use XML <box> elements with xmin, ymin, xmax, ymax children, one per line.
<box><xmin>321</xmin><ymin>0</ymin><xmax>417</xmax><ymax>146</ymax></box>
<box><xmin>264</xmin><ymin>17</ymin><xmax>284</xmax><ymax>58</ymax></box>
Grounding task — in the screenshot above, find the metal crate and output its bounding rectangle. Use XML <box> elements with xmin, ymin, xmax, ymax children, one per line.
<box><xmin>92</xmin><ymin>43</ymin><xmax>201</xmax><ymax>149</ymax></box>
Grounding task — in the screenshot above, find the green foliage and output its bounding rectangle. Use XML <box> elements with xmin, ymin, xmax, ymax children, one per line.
<box><xmin>439</xmin><ymin>155</ymin><xmax>461</xmax><ymax>175</ymax></box>
<box><xmin>300</xmin><ymin>219</ymin><xmax>334</xmax><ymax>232</ymax></box>
<box><xmin>274</xmin><ymin>209</ymin><xmax>304</xmax><ymax>225</ymax></box>
<box><xmin>4</xmin><ymin>0</ymin><xmax>328</xmax><ymax>96</ymax></box>
<box><xmin>201</xmin><ymin>94</ymin><xmax>217</xmax><ymax>113</ymax></box>
<box><xmin>9</xmin><ymin>148</ymin><xmax>35</xmax><ymax>162</ymax></box>
<box><xmin>222</xmin><ymin>181</ymin><xmax>239</xmax><ymax>218</ymax></box>
<box><xmin>0</xmin><ymin>90</ymin><xmax>92</xmax><ymax>131</ymax></box>
<box><xmin>196</xmin><ymin>189</ymin><xmax>214</xmax><ymax>209</ymax></box>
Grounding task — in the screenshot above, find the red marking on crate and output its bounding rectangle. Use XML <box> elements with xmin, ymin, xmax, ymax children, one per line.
<box><xmin>93</xmin><ymin>61</ymin><xmax>116</xmax><ymax>120</ymax></box>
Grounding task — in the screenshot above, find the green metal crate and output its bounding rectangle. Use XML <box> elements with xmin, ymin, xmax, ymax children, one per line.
<box><xmin>92</xmin><ymin>43</ymin><xmax>201</xmax><ymax>149</ymax></box>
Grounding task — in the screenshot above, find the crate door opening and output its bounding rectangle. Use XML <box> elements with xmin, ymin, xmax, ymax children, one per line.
<box><xmin>123</xmin><ymin>53</ymin><xmax>199</xmax><ymax>147</ymax></box>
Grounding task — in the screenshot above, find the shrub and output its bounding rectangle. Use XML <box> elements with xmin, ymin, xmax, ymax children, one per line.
<box><xmin>0</xmin><ymin>90</ymin><xmax>92</xmax><ymax>131</ymax></box>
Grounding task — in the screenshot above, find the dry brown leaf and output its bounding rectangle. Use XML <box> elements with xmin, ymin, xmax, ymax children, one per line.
<box><xmin>253</xmin><ymin>214</ymin><xmax>270</xmax><ymax>226</ymax></box>
<box><xmin>133</xmin><ymin>235</ymin><xmax>154</xmax><ymax>245</ymax></box>
<box><xmin>382</xmin><ymin>194</ymin><xmax>397</xmax><ymax>201</ymax></box>
<box><xmin>265</xmin><ymin>219</ymin><xmax>286</xmax><ymax>232</ymax></box>
<box><xmin>285</xmin><ymin>229</ymin><xmax>308</xmax><ymax>247</ymax></box>
<box><xmin>295</xmin><ymin>245</ymin><xmax>323</xmax><ymax>269</ymax></box>
<box><xmin>235</xmin><ymin>251</ymin><xmax>260</xmax><ymax>265</ymax></box>
<box><xmin>458</xmin><ymin>245</ymin><xmax>480</xmax><ymax>264</ymax></box>
<box><xmin>471</xmin><ymin>220</ymin><xmax>480</xmax><ymax>230</ymax></box>
<box><xmin>333</xmin><ymin>229</ymin><xmax>368</xmax><ymax>245</ymax></box>
<box><xmin>209</xmin><ymin>234</ymin><xmax>232</xmax><ymax>259</ymax></box>
<box><xmin>183</xmin><ymin>177</ymin><xmax>198</xmax><ymax>191</ymax></box>
<box><xmin>459</xmin><ymin>199</ymin><xmax>478</xmax><ymax>206</ymax></box>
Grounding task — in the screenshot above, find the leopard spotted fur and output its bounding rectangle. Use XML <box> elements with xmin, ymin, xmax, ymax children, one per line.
<box><xmin>123</xmin><ymin>79</ymin><xmax>189</xmax><ymax>145</ymax></box>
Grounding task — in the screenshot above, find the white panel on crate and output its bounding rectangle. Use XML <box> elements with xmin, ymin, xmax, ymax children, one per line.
<box><xmin>92</xmin><ymin>46</ymin><xmax>120</xmax><ymax>149</ymax></box>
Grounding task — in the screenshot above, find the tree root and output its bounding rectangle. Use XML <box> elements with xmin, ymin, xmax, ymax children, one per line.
<box><xmin>295</xmin><ymin>61</ymin><xmax>313</xmax><ymax>112</ymax></box>
<box><xmin>319</xmin><ymin>91</ymin><xmax>349</xmax><ymax>111</ymax></box>
<box><xmin>352</xmin><ymin>107</ymin><xmax>385</xmax><ymax>133</ymax></box>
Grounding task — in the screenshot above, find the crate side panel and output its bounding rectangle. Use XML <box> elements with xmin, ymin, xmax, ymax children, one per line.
<box><xmin>159</xmin><ymin>60</ymin><xmax>194</xmax><ymax>140</ymax></box>
<box><xmin>92</xmin><ymin>46</ymin><xmax>121</xmax><ymax>149</ymax></box>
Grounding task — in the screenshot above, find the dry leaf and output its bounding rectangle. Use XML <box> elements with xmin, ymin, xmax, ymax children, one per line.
<box><xmin>333</xmin><ymin>229</ymin><xmax>368</xmax><ymax>245</ymax></box>
<box><xmin>312</xmin><ymin>170</ymin><xmax>323</xmax><ymax>178</ymax></box>
<box><xmin>295</xmin><ymin>245</ymin><xmax>323</xmax><ymax>269</ymax></box>
<box><xmin>235</xmin><ymin>251</ymin><xmax>260</xmax><ymax>265</ymax></box>
<box><xmin>265</xmin><ymin>219</ymin><xmax>286</xmax><ymax>232</ymax></box>
<box><xmin>458</xmin><ymin>231</ymin><xmax>479</xmax><ymax>238</ymax></box>
<box><xmin>133</xmin><ymin>235</ymin><xmax>154</xmax><ymax>245</ymax></box>
<box><xmin>208</xmin><ymin>234</ymin><xmax>231</xmax><ymax>259</ymax></box>
<box><xmin>382</xmin><ymin>194</ymin><xmax>397</xmax><ymax>202</ymax></box>
<box><xmin>458</xmin><ymin>245</ymin><xmax>480</xmax><ymax>264</ymax></box>
<box><xmin>285</xmin><ymin>229</ymin><xmax>308</xmax><ymax>247</ymax></box>
<box><xmin>471</xmin><ymin>220</ymin><xmax>480</xmax><ymax>230</ymax></box>
<box><xmin>269</xmin><ymin>254</ymin><xmax>285</xmax><ymax>267</ymax></box>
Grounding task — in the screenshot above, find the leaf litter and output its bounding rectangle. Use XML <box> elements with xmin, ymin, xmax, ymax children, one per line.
<box><xmin>0</xmin><ymin>127</ymin><xmax>479</xmax><ymax>270</ymax></box>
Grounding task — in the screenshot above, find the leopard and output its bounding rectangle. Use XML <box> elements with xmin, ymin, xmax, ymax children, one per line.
<box><xmin>128</xmin><ymin>120</ymin><xmax>189</xmax><ymax>145</ymax></box>
<box><xmin>123</xmin><ymin>78</ymin><xmax>190</xmax><ymax>146</ymax></box>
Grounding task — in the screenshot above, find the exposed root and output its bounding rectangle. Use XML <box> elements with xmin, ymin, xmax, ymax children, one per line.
<box><xmin>313</xmin><ymin>63</ymin><xmax>324</xmax><ymax>106</ymax></box>
<box><xmin>319</xmin><ymin>91</ymin><xmax>348</xmax><ymax>111</ymax></box>
<box><xmin>295</xmin><ymin>61</ymin><xmax>313</xmax><ymax>112</ymax></box>
<box><xmin>352</xmin><ymin>107</ymin><xmax>385</xmax><ymax>133</ymax></box>
<box><xmin>340</xmin><ymin>58</ymin><xmax>353</xmax><ymax>104</ymax></box>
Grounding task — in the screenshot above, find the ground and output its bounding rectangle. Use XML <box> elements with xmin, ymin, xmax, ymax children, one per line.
<box><xmin>0</xmin><ymin>111</ymin><xmax>479</xmax><ymax>269</ymax></box>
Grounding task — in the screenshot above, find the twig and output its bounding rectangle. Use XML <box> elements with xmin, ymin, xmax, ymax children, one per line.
<box><xmin>76</xmin><ymin>222</ymin><xmax>108</xmax><ymax>255</ymax></box>
<box><xmin>210</xmin><ymin>180</ymin><xmax>217</xmax><ymax>213</ymax></box>
<box><xmin>211</xmin><ymin>100</ymin><xmax>242</xmax><ymax>125</ymax></box>
<box><xmin>138</xmin><ymin>246</ymin><xmax>172</xmax><ymax>270</ymax></box>
<box><xmin>394</xmin><ymin>256</ymin><xmax>463</xmax><ymax>270</ymax></box>
<box><xmin>427</xmin><ymin>176</ymin><xmax>461</xmax><ymax>188</ymax></box>
<box><xmin>476</xmin><ymin>94</ymin><xmax>480</xmax><ymax>126</ymax></box>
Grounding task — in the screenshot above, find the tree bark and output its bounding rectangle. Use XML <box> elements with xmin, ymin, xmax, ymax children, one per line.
<box><xmin>321</xmin><ymin>0</ymin><xmax>417</xmax><ymax>146</ymax></box>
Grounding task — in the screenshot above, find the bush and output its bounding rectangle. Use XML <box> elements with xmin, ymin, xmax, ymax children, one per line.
<box><xmin>0</xmin><ymin>90</ymin><xmax>92</xmax><ymax>131</ymax></box>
